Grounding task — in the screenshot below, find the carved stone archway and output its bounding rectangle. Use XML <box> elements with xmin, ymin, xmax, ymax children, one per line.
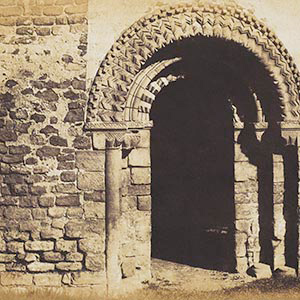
<box><xmin>86</xmin><ymin>3</ymin><xmax>300</xmax><ymax>127</ymax></box>
<box><xmin>85</xmin><ymin>3</ymin><xmax>300</xmax><ymax>295</ymax></box>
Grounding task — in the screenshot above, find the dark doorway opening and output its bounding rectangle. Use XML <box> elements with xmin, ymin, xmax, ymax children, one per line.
<box><xmin>150</xmin><ymin>56</ymin><xmax>236</xmax><ymax>271</ymax></box>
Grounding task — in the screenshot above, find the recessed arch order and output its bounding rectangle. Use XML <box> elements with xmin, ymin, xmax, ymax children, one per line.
<box><xmin>86</xmin><ymin>2</ymin><xmax>300</xmax><ymax>128</ymax></box>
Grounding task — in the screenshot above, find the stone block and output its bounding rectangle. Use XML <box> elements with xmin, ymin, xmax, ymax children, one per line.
<box><xmin>24</xmin><ymin>253</ymin><xmax>39</xmax><ymax>263</ymax></box>
<box><xmin>56</xmin><ymin>262</ymin><xmax>82</xmax><ymax>271</ymax></box>
<box><xmin>137</xmin><ymin>195</ymin><xmax>151</xmax><ymax>211</ymax></box>
<box><xmin>235</xmin><ymin>257</ymin><xmax>248</xmax><ymax>273</ymax></box>
<box><xmin>84</xmin><ymin>190</ymin><xmax>105</xmax><ymax>202</ymax></box>
<box><xmin>77</xmin><ymin>172</ymin><xmax>105</xmax><ymax>190</ymax></box>
<box><xmin>128</xmin><ymin>185</ymin><xmax>150</xmax><ymax>196</ymax></box>
<box><xmin>83</xmin><ymin>202</ymin><xmax>105</xmax><ymax>219</ymax></box>
<box><xmin>273</xmin><ymin>162</ymin><xmax>284</xmax><ymax>183</ymax></box>
<box><xmin>71</xmin><ymin>272</ymin><xmax>104</xmax><ymax>285</ymax></box>
<box><xmin>56</xmin><ymin>194</ymin><xmax>80</xmax><ymax>206</ymax></box>
<box><xmin>66</xmin><ymin>252</ymin><xmax>84</xmax><ymax>262</ymax></box>
<box><xmin>247</xmin><ymin>263</ymin><xmax>272</xmax><ymax>279</ymax></box>
<box><xmin>32</xmin><ymin>208</ymin><xmax>47</xmax><ymax>220</ymax></box>
<box><xmin>27</xmin><ymin>262</ymin><xmax>55</xmax><ymax>272</ymax></box>
<box><xmin>42</xmin><ymin>251</ymin><xmax>64</xmax><ymax>262</ymax></box>
<box><xmin>78</xmin><ymin>234</ymin><xmax>104</xmax><ymax>253</ymax></box>
<box><xmin>39</xmin><ymin>195</ymin><xmax>55</xmax><ymax>207</ymax></box>
<box><xmin>121</xmin><ymin>257</ymin><xmax>136</xmax><ymax>278</ymax></box>
<box><xmin>85</xmin><ymin>254</ymin><xmax>105</xmax><ymax>271</ymax></box>
<box><xmin>234</xmin><ymin>143</ymin><xmax>248</xmax><ymax>162</ymax></box>
<box><xmin>64</xmin><ymin>4</ymin><xmax>87</xmax><ymax>14</ymax></box>
<box><xmin>4</xmin><ymin>207</ymin><xmax>32</xmax><ymax>220</ymax></box>
<box><xmin>33</xmin><ymin>273</ymin><xmax>62</xmax><ymax>286</ymax></box>
<box><xmin>64</xmin><ymin>220</ymin><xmax>85</xmax><ymax>238</ymax></box>
<box><xmin>60</xmin><ymin>171</ymin><xmax>76</xmax><ymax>182</ymax></box>
<box><xmin>0</xmin><ymin>253</ymin><xmax>15</xmax><ymax>262</ymax></box>
<box><xmin>48</xmin><ymin>207</ymin><xmax>65</xmax><ymax>218</ymax></box>
<box><xmin>40</xmin><ymin>228</ymin><xmax>63</xmax><ymax>240</ymax></box>
<box><xmin>75</xmin><ymin>151</ymin><xmax>105</xmax><ymax>171</ymax></box>
<box><xmin>7</xmin><ymin>241</ymin><xmax>24</xmax><ymax>253</ymax></box>
<box><xmin>235</xmin><ymin>204</ymin><xmax>258</xmax><ymax>220</ymax></box>
<box><xmin>129</xmin><ymin>148</ymin><xmax>150</xmax><ymax>167</ymax></box>
<box><xmin>234</xmin><ymin>162</ymin><xmax>257</xmax><ymax>182</ymax></box>
<box><xmin>234</xmin><ymin>181</ymin><xmax>258</xmax><ymax>194</ymax></box>
<box><xmin>274</xmin><ymin>255</ymin><xmax>286</xmax><ymax>269</ymax></box>
<box><xmin>57</xmin><ymin>161</ymin><xmax>75</xmax><ymax>170</ymax></box>
<box><xmin>52</xmin><ymin>219</ymin><xmax>66</xmax><ymax>230</ymax></box>
<box><xmin>131</xmin><ymin>167</ymin><xmax>151</xmax><ymax>184</ymax></box>
<box><xmin>66</xmin><ymin>207</ymin><xmax>84</xmax><ymax>218</ymax></box>
<box><xmin>92</xmin><ymin>132</ymin><xmax>105</xmax><ymax>150</ymax></box>
<box><xmin>0</xmin><ymin>272</ymin><xmax>32</xmax><ymax>286</ymax></box>
<box><xmin>273</xmin><ymin>266</ymin><xmax>297</xmax><ymax>278</ymax></box>
<box><xmin>55</xmin><ymin>183</ymin><xmax>78</xmax><ymax>194</ymax></box>
<box><xmin>25</xmin><ymin>241</ymin><xmax>54</xmax><ymax>251</ymax></box>
<box><xmin>43</xmin><ymin>6</ymin><xmax>63</xmax><ymax>16</ymax></box>
<box><xmin>235</xmin><ymin>192</ymin><xmax>257</xmax><ymax>204</ymax></box>
<box><xmin>55</xmin><ymin>240</ymin><xmax>77</xmax><ymax>252</ymax></box>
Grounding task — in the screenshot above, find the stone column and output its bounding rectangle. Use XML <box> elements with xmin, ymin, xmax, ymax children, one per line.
<box><xmin>272</xmin><ymin>154</ymin><xmax>286</xmax><ymax>269</ymax></box>
<box><xmin>233</xmin><ymin>126</ymin><xmax>260</xmax><ymax>273</ymax></box>
<box><xmin>105</xmin><ymin>133</ymin><xmax>123</xmax><ymax>295</ymax></box>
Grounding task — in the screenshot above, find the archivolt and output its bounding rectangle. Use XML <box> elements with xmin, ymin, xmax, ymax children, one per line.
<box><xmin>86</xmin><ymin>3</ymin><xmax>300</xmax><ymax>126</ymax></box>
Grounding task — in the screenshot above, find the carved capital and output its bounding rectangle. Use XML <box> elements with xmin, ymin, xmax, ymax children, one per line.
<box><xmin>105</xmin><ymin>131</ymin><xmax>141</xmax><ymax>150</ymax></box>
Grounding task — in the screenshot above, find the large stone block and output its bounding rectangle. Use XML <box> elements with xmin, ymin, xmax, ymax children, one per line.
<box><xmin>40</xmin><ymin>228</ymin><xmax>63</xmax><ymax>240</ymax></box>
<box><xmin>131</xmin><ymin>167</ymin><xmax>151</xmax><ymax>184</ymax></box>
<box><xmin>4</xmin><ymin>207</ymin><xmax>32</xmax><ymax>220</ymax></box>
<box><xmin>128</xmin><ymin>184</ymin><xmax>150</xmax><ymax>196</ymax></box>
<box><xmin>0</xmin><ymin>272</ymin><xmax>32</xmax><ymax>286</ymax></box>
<box><xmin>7</xmin><ymin>241</ymin><xmax>24</xmax><ymax>253</ymax></box>
<box><xmin>235</xmin><ymin>162</ymin><xmax>257</xmax><ymax>182</ymax></box>
<box><xmin>128</xmin><ymin>148</ymin><xmax>150</xmax><ymax>167</ymax></box>
<box><xmin>235</xmin><ymin>204</ymin><xmax>258</xmax><ymax>220</ymax></box>
<box><xmin>77</xmin><ymin>172</ymin><xmax>105</xmax><ymax>190</ymax></box>
<box><xmin>66</xmin><ymin>252</ymin><xmax>83</xmax><ymax>262</ymax></box>
<box><xmin>78</xmin><ymin>234</ymin><xmax>104</xmax><ymax>253</ymax></box>
<box><xmin>48</xmin><ymin>207</ymin><xmax>66</xmax><ymax>218</ymax></box>
<box><xmin>85</xmin><ymin>254</ymin><xmax>105</xmax><ymax>271</ymax></box>
<box><xmin>71</xmin><ymin>272</ymin><xmax>105</xmax><ymax>285</ymax></box>
<box><xmin>234</xmin><ymin>143</ymin><xmax>248</xmax><ymax>162</ymax></box>
<box><xmin>121</xmin><ymin>257</ymin><xmax>136</xmax><ymax>278</ymax></box>
<box><xmin>55</xmin><ymin>240</ymin><xmax>77</xmax><ymax>252</ymax></box>
<box><xmin>27</xmin><ymin>262</ymin><xmax>55</xmax><ymax>272</ymax></box>
<box><xmin>56</xmin><ymin>194</ymin><xmax>80</xmax><ymax>206</ymax></box>
<box><xmin>273</xmin><ymin>162</ymin><xmax>284</xmax><ymax>183</ymax></box>
<box><xmin>0</xmin><ymin>253</ymin><xmax>15</xmax><ymax>262</ymax></box>
<box><xmin>25</xmin><ymin>241</ymin><xmax>54</xmax><ymax>251</ymax></box>
<box><xmin>83</xmin><ymin>202</ymin><xmax>105</xmax><ymax>219</ymax></box>
<box><xmin>56</xmin><ymin>262</ymin><xmax>82</xmax><ymax>271</ymax></box>
<box><xmin>75</xmin><ymin>151</ymin><xmax>105</xmax><ymax>171</ymax></box>
<box><xmin>137</xmin><ymin>195</ymin><xmax>151</xmax><ymax>211</ymax></box>
<box><xmin>42</xmin><ymin>251</ymin><xmax>64</xmax><ymax>262</ymax></box>
<box><xmin>33</xmin><ymin>273</ymin><xmax>62</xmax><ymax>286</ymax></box>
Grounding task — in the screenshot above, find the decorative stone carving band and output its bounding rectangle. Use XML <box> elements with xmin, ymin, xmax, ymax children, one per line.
<box><xmin>86</xmin><ymin>3</ymin><xmax>300</xmax><ymax>125</ymax></box>
<box><xmin>105</xmin><ymin>132</ymin><xmax>141</xmax><ymax>149</ymax></box>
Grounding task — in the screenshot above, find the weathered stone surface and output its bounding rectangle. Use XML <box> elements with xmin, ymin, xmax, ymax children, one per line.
<box><xmin>57</xmin><ymin>161</ymin><xmax>75</xmax><ymax>170</ymax></box>
<box><xmin>60</xmin><ymin>171</ymin><xmax>76</xmax><ymax>182</ymax></box>
<box><xmin>27</xmin><ymin>261</ymin><xmax>55</xmax><ymax>272</ymax></box>
<box><xmin>273</xmin><ymin>266</ymin><xmax>297</xmax><ymax>278</ymax></box>
<box><xmin>30</xmin><ymin>113</ymin><xmax>46</xmax><ymax>123</ymax></box>
<box><xmin>121</xmin><ymin>257</ymin><xmax>136</xmax><ymax>278</ymax></box>
<box><xmin>48</xmin><ymin>207</ymin><xmax>65</xmax><ymax>218</ymax></box>
<box><xmin>78</xmin><ymin>234</ymin><xmax>104</xmax><ymax>253</ymax></box>
<box><xmin>85</xmin><ymin>254</ymin><xmax>105</xmax><ymax>271</ymax></box>
<box><xmin>55</xmin><ymin>240</ymin><xmax>77</xmax><ymax>252</ymax></box>
<box><xmin>137</xmin><ymin>195</ymin><xmax>151</xmax><ymax>211</ymax></box>
<box><xmin>131</xmin><ymin>167</ymin><xmax>151</xmax><ymax>184</ymax></box>
<box><xmin>0</xmin><ymin>129</ymin><xmax>17</xmax><ymax>142</ymax></box>
<box><xmin>75</xmin><ymin>151</ymin><xmax>104</xmax><ymax>171</ymax></box>
<box><xmin>33</xmin><ymin>273</ymin><xmax>62</xmax><ymax>286</ymax></box>
<box><xmin>77</xmin><ymin>172</ymin><xmax>105</xmax><ymax>190</ymax></box>
<box><xmin>55</xmin><ymin>183</ymin><xmax>78</xmax><ymax>193</ymax></box>
<box><xmin>40</xmin><ymin>125</ymin><xmax>59</xmax><ymax>136</ymax></box>
<box><xmin>83</xmin><ymin>202</ymin><xmax>105</xmax><ymax>219</ymax></box>
<box><xmin>36</xmin><ymin>146</ymin><xmax>60</xmax><ymax>158</ymax></box>
<box><xmin>247</xmin><ymin>263</ymin><xmax>272</xmax><ymax>279</ymax></box>
<box><xmin>235</xmin><ymin>162</ymin><xmax>257</xmax><ymax>182</ymax></box>
<box><xmin>56</xmin><ymin>194</ymin><xmax>80</xmax><ymax>206</ymax></box>
<box><xmin>65</xmin><ymin>252</ymin><xmax>83</xmax><ymax>262</ymax></box>
<box><xmin>8</xmin><ymin>145</ymin><xmax>31</xmax><ymax>155</ymax></box>
<box><xmin>49</xmin><ymin>135</ymin><xmax>68</xmax><ymax>147</ymax></box>
<box><xmin>25</xmin><ymin>241</ymin><xmax>54</xmax><ymax>251</ymax></box>
<box><xmin>64</xmin><ymin>108</ymin><xmax>84</xmax><ymax>123</ymax></box>
<box><xmin>73</xmin><ymin>135</ymin><xmax>91</xmax><ymax>150</ymax></box>
<box><xmin>0</xmin><ymin>253</ymin><xmax>15</xmax><ymax>262</ymax></box>
<box><xmin>39</xmin><ymin>195</ymin><xmax>55</xmax><ymax>207</ymax></box>
<box><xmin>4</xmin><ymin>207</ymin><xmax>32</xmax><ymax>220</ymax></box>
<box><xmin>235</xmin><ymin>204</ymin><xmax>258</xmax><ymax>220</ymax></box>
<box><xmin>40</xmin><ymin>228</ymin><xmax>63</xmax><ymax>240</ymax></box>
<box><xmin>7</xmin><ymin>241</ymin><xmax>24</xmax><ymax>253</ymax></box>
<box><xmin>128</xmin><ymin>185</ymin><xmax>151</xmax><ymax>196</ymax></box>
<box><xmin>71</xmin><ymin>272</ymin><xmax>104</xmax><ymax>285</ymax></box>
<box><xmin>23</xmin><ymin>253</ymin><xmax>39</xmax><ymax>263</ymax></box>
<box><xmin>129</xmin><ymin>148</ymin><xmax>150</xmax><ymax>167</ymax></box>
<box><xmin>36</xmin><ymin>89</ymin><xmax>58</xmax><ymax>102</ymax></box>
<box><xmin>84</xmin><ymin>190</ymin><xmax>105</xmax><ymax>202</ymax></box>
<box><xmin>234</xmin><ymin>181</ymin><xmax>258</xmax><ymax>194</ymax></box>
<box><xmin>32</xmin><ymin>208</ymin><xmax>47</xmax><ymax>220</ymax></box>
<box><xmin>64</xmin><ymin>220</ymin><xmax>85</xmax><ymax>238</ymax></box>
<box><xmin>66</xmin><ymin>207</ymin><xmax>84</xmax><ymax>218</ymax></box>
<box><xmin>0</xmin><ymin>272</ymin><xmax>32</xmax><ymax>286</ymax></box>
<box><xmin>273</xmin><ymin>162</ymin><xmax>284</xmax><ymax>182</ymax></box>
<box><xmin>56</xmin><ymin>262</ymin><xmax>82</xmax><ymax>271</ymax></box>
<box><xmin>42</xmin><ymin>251</ymin><xmax>64</xmax><ymax>262</ymax></box>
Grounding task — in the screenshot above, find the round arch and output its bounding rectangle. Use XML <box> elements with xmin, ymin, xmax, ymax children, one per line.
<box><xmin>86</xmin><ymin>3</ymin><xmax>300</xmax><ymax>127</ymax></box>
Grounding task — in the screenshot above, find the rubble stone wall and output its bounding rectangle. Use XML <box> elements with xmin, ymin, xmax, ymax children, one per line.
<box><xmin>0</xmin><ymin>0</ymin><xmax>107</xmax><ymax>290</ymax></box>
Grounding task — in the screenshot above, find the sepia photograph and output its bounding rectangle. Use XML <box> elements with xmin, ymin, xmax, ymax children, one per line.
<box><xmin>0</xmin><ymin>0</ymin><xmax>300</xmax><ymax>299</ymax></box>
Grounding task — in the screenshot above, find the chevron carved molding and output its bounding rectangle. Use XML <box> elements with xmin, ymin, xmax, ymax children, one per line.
<box><xmin>86</xmin><ymin>3</ymin><xmax>300</xmax><ymax>126</ymax></box>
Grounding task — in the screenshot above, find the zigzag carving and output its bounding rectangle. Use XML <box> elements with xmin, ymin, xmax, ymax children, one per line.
<box><xmin>86</xmin><ymin>3</ymin><xmax>300</xmax><ymax>125</ymax></box>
